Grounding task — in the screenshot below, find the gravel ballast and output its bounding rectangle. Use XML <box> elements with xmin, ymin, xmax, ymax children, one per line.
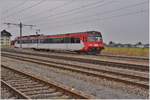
<box><xmin>2</xmin><ymin>48</ymin><xmax>149</xmax><ymax>66</ymax></box>
<box><xmin>1</xmin><ymin>57</ymin><xmax>149</xmax><ymax>99</ymax></box>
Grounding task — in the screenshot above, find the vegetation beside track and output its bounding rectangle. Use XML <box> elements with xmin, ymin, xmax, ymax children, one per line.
<box><xmin>102</xmin><ymin>47</ymin><xmax>149</xmax><ymax>57</ymax></box>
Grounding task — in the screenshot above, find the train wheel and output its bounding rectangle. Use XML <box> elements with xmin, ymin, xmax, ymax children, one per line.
<box><xmin>86</xmin><ymin>51</ymin><xmax>96</xmax><ymax>55</ymax></box>
<box><xmin>76</xmin><ymin>51</ymin><xmax>81</xmax><ymax>54</ymax></box>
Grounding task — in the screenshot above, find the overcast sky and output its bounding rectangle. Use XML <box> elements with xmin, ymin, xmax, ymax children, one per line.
<box><xmin>0</xmin><ymin>0</ymin><xmax>149</xmax><ymax>44</ymax></box>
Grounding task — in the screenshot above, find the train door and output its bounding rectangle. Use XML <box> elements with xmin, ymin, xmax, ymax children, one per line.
<box><xmin>64</xmin><ymin>37</ymin><xmax>70</xmax><ymax>50</ymax></box>
<box><xmin>36</xmin><ymin>39</ymin><xmax>39</xmax><ymax>49</ymax></box>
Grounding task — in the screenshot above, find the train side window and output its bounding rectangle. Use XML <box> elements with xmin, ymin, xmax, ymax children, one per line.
<box><xmin>23</xmin><ymin>40</ymin><xmax>25</xmax><ymax>43</ymax></box>
<box><xmin>40</xmin><ymin>39</ymin><xmax>44</xmax><ymax>43</ymax></box>
<box><xmin>55</xmin><ymin>38</ymin><xmax>61</xmax><ymax>43</ymax></box>
<box><xmin>52</xmin><ymin>38</ymin><xmax>56</xmax><ymax>43</ymax></box>
<box><xmin>60</xmin><ymin>38</ymin><xmax>64</xmax><ymax>43</ymax></box>
<box><xmin>25</xmin><ymin>40</ymin><xmax>27</xmax><ymax>43</ymax></box>
<box><xmin>75</xmin><ymin>38</ymin><xmax>80</xmax><ymax>43</ymax></box>
<box><xmin>48</xmin><ymin>38</ymin><xmax>52</xmax><ymax>43</ymax></box>
<box><xmin>29</xmin><ymin>40</ymin><xmax>32</xmax><ymax>43</ymax></box>
<box><xmin>31</xmin><ymin>40</ymin><xmax>33</xmax><ymax>43</ymax></box>
<box><xmin>26</xmin><ymin>40</ymin><xmax>29</xmax><ymax>43</ymax></box>
<box><xmin>71</xmin><ymin>38</ymin><xmax>75</xmax><ymax>43</ymax></box>
<box><xmin>69</xmin><ymin>38</ymin><xmax>80</xmax><ymax>43</ymax></box>
<box><xmin>17</xmin><ymin>40</ymin><xmax>20</xmax><ymax>44</ymax></box>
<box><xmin>32</xmin><ymin>39</ymin><xmax>37</xmax><ymax>43</ymax></box>
<box><xmin>22</xmin><ymin>40</ymin><xmax>24</xmax><ymax>44</ymax></box>
<box><xmin>45</xmin><ymin>38</ymin><xmax>64</xmax><ymax>43</ymax></box>
<box><xmin>45</xmin><ymin>39</ymin><xmax>49</xmax><ymax>43</ymax></box>
<box><xmin>32</xmin><ymin>40</ymin><xmax>34</xmax><ymax>43</ymax></box>
<box><xmin>64</xmin><ymin>38</ymin><xmax>71</xmax><ymax>43</ymax></box>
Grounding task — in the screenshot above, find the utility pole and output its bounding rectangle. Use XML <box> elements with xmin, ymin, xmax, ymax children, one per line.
<box><xmin>36</xmin><ymin>29</ymin><xmax>40</xmax><ymax>35</ymax></box>
<box><xmin>35</xmin><ymin>29</ymin><xmax>40</xmax><ymax>48</ymax></box>
<box><xmin>4</xmin><ymin>22</ymin><xmax>36</xmax><ymax>48</ymax></box>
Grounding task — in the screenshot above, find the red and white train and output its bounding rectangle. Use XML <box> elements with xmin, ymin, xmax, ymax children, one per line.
<box><xmin>14</xmin><ymin>31</ymin><xmax>104</xmax><ymax>54</ymax></box>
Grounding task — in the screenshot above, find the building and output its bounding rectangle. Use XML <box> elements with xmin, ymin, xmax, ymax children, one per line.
<box><xmin>144</xmin><ymin>44</ymin><xmax>150</xmax><ymax>48</ymax></box>
<box><xmin>134</xmin><ymin>44</ymin><xmax>145</xmax><ymax>48</ymax></box>
<box><xmin>1</xmin><ymin>30</ymin><xmax>12</xmax><ymax>48</ymax></box>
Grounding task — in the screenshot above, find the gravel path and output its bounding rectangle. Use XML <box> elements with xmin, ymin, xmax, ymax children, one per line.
<box><xmin>2</xmin><ymin>57</ymin><xmax>149</xmax><ymax>99</ymax></box>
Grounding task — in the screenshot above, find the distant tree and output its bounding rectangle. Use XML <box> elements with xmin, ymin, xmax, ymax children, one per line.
<box><xmin>109</xmin><ymin>41</ymin><xmax>114</xmax><ymax>45</ymax></box>
<box><xmin>137</xmin><ymin>42</ymin><xmax>142</xmax><ymax>45</ymax></box>
<box><xmin>103</xmin><ymin>42</ymin><xmax>107</xmax><ymax>46</ymax></box>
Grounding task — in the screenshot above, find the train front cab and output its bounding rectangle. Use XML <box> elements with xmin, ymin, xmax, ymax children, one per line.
<box><xmin>82</xmin><ymin>32</ymin><xmax>104</xmax><ymax>55</ymax></box>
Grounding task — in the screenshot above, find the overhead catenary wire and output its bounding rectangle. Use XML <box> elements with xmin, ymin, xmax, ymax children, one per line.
<box><xmin>24</xmin><ymin>0</ymin><xmax>106</xmax><ymax>23</ymax></box>
<box><xmin>2</xmin><ymin>0</ymin><xmax>148</xmax><ymax>38</ymax></box>
<box><xmin>22</xmin><ymin>0</ymin><xmax>75</xmax><ymax>20</ymax></box>
<box><xmin>40</xmin><ymin>9</ymin><xmax>148</xmax><ymax>30</ymax></box>
<box><xmin>25</xmin><ymin>0</ymin><xmax>147</xmax><ymax>24</ymax></box>
<box><xmin>36</xmin><ymin>1</ymin><xmax>148</xmax><ymax>26</ymax></box>
<box><xmin>2</xmin><ymin>0</ymin><xmax>46</xmax><ymax>19</ymax></box>
<box><xmin>2</xmin><ymin>0</ymin><xmax>29</xmax><ymax>15</ymax></box>
<box><xmin>3</xmin><ymin>22</ymin><xmax>36</xmax><ymax>48</ymax></box>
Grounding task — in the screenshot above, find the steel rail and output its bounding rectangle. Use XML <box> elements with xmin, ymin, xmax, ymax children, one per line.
<box><xmin>1</xmin><ymin>65</ymin><xmax>94</xmax><ymax>99</ymax></box>
<box><xmin>99</xmin><ymin>54</ymin><xmax>149</xmax><ymax>61</ymax></box>
<box><xmin>2</xmin><ymin>52</ymin><xmax>149</xmax><ymax>82</ymax></box>
<box><xmin>2</xmin><ymin>51</ymin><xmax>149</xmax><ymax>72</ymax></box>
<box><xmin>2</xmin><ymin>53</ymin><xmax>149</xmax><ymax>89</ymax></box>
<box><xmin>2</xmin><ymin>48</ymin><xmax>149</xmax><ymax>61</ymax></box>
<box><xmin>1</xmin><ymin>80</ymin><xmax>30</xmax><ymax>99</ymax></box>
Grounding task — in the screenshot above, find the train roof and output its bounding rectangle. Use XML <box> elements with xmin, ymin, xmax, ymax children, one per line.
<box><xmin>46</xmin><ymin>31</ymin><xmax>101</xmax><ymax>36</ymax></box>
<box><xmin>65</xmin><ymin>31</ymin><xmax>101</xmax><ymax>34</ymax></box>
<box><xmin>16</xmin><ymin>31</ymin><xmax>101</xmax><ymax>39</ymax></box>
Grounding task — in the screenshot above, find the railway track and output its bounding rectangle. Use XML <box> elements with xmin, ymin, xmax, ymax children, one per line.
<box><xmin>30</xmin><ymin>49</ymin><xmax>149</xmax><ymax>61</ymax></box>
<box><xmin>99</xmin><ymin>54</ymin><xmax>149</xmax><ymax>61</ymax></box>
<box><xmin>1</xmin><ymin>80</ymin><xmax>30</xmax><ymax>99</ymax></box>
<box><xmin>1</xmin><ymin>65</ymin><xmax>94</xmax><ymax>99</ymax></box>
<box><xmin>2</xmin><ymin>50</ymin><xmax>149</xmax><ymax>72</ymax></box>
<box><xmin>2</xmin><ymin>52</ymin><xmax>149</xmax><ymax>89</ymax></box>
<box><xmin>2</xmin><ymin>48</ymin><xmax>149</xmax><ymax>62</ymax></box>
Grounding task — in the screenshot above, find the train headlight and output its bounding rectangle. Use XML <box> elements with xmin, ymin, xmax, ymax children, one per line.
<box><xmin>89</xmin><ymin>44</ymin><xmax>93</xmax><ymax>46</ymax></box>
<box><xmin>94</xmin><ymin>44</ymin><xmax>98</xmax><ymax>46</ymax></box>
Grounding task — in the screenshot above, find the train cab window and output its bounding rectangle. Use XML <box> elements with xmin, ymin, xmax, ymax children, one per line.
<box><xmin>88</xmin><ymin>35</ymin><xmax>102</xmax><ymax>42</ymax></box>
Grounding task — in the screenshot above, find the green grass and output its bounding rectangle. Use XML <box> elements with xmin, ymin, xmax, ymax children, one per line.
<box><xmin>102</xmin><ymin>47</ymin><xmax>149</xmax><ymax>57</ymax></box>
